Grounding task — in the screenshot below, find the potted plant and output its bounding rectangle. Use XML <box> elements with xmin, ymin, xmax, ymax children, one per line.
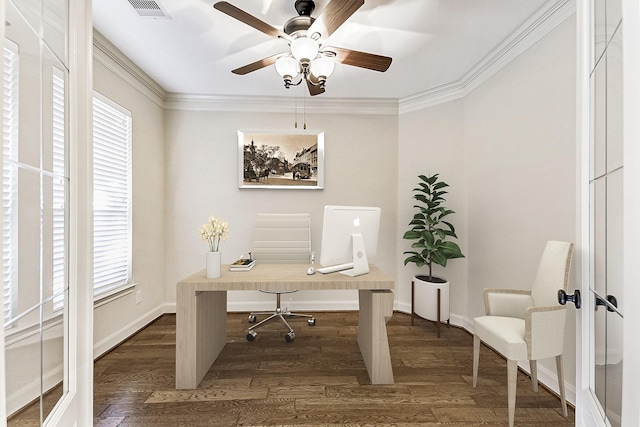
<box><xmin>403</xmin><ymin>174</ymin><xmax>464</xmax><ymax>335</ymax></box>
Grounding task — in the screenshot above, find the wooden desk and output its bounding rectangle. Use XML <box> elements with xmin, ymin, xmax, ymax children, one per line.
<box><xmin>175</xmin><ymin>264</ymin><xmax>395</xmax><ymax>389</ymax></box>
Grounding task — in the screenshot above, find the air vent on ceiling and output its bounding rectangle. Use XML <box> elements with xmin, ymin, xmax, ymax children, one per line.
<box><xmin>127</xmin><ymin>0</ymin><xmax>171</xmax><ymax>19</ymax></box>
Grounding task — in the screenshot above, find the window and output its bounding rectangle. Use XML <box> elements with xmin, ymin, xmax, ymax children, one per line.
<box><xmin>52</xmin><ymin>68</ymin><xmax>66</xmax><ymax>310</ymax></box>
<box><xmin>93</xmin><ymin>94</ymin><xmax>132</xmax><ymax>297</ymax></box>
<box><xmin>2</xmin><ymin>42</ymin><xmax>19</xmax><ymax>325</ymax></box>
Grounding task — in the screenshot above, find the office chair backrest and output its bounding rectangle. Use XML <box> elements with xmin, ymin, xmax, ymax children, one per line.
<box><xmin>530</xmin><ymin>240</ymin><xmax>574</xmax><ymax>307</ymax></box>
<box><xmin>253</xmin><ymin>213</ymin><xmax>311</xmax><ymax>264</ymax></box>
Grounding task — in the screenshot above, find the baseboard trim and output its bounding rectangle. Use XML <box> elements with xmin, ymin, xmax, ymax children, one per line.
<box><xmin>6</xmin><ymin>365</ymin><xmax>63</xmax><ymax>417</ymax></box>
<box><xmin>93</xmin><ymin>304</ymin><xmax>166</xmax><ymax>358</ymax></box>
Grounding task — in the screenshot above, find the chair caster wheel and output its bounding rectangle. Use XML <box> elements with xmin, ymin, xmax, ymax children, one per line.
<box><xmin>247</xmin><ymin>330</ymin><xmax>257</xmax><ymax>341</ymax></box>
<box><xmin>248</xmin><ymin>315</ymin><xmax>257</xmax><ymax>323</ymax></box>
<box><xmin>285</xmin><ymin>331</ymin><xmax>295</xmax><ymax>343</ymax></box>
<box><xmin>308</xmin><ymin>318</ymin><xmax>316</xmax><ymax>326</ymax></box>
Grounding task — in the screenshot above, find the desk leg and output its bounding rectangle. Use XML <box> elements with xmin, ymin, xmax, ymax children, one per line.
<box><xmin>176</xmin><ymin>288</ymin><xmax>227</xmax><ymax>389</ymax></box>
<box><xmin>357</xmin><ymin>289</ymin><xmax>394</xmax><ymax>384</ymax></box>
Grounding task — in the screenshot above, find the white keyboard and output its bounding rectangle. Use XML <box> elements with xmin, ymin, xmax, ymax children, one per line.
<box><xmin>316</xmin><ymin>262</ymin><xmax>354</xmax><ymax>274</ymax></box>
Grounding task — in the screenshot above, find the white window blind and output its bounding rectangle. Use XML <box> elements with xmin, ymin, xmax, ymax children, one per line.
<box><xmin>2</xmin><ymin>42</ymin><xmax>19</xmax><ymax>325</ymax></box>
<box><xmin>52</xmin><ymin>68</ymin><xmax>66</xmax><ymax>310</ymax></box>
<box><xmin>93</xmin><ymin>94</ymin><xmax>132</xmax><ymax>297</ymax></box>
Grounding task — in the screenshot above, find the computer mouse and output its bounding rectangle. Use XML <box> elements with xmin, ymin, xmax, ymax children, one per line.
<box><xmin>307</xmin><ymin>267</ymin><xmax>315</xmax><ymax>275</ymax></box>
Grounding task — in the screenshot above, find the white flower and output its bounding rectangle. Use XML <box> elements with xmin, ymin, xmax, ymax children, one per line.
<box><xmin>199</xmin><ymin>214</ymin><xmax>229</xmax><ymax>252</ymax></box>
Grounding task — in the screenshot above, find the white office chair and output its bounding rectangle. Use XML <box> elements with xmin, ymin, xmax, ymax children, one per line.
<box><xmin>246</xmin><ymin>213</ymin><xmax>316</xmax><ymax>343</ymax></box>
<box><xmin>472</xmin><ymin>240</ymin><xmax>574</xmax><ymax>427</ymax></box>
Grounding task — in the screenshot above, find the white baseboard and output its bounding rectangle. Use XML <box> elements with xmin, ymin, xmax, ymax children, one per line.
<box><xmin>6</xmin><ymin>364</ymin><xmax>63</xmax><ymax>417</ymax></box>
<box><xmin>514</xmin><ymin>358</ymin><xmax>577</xmax><ymax>406</ymax></box>
<box><xmin>465</xmin><ymin>320</ymin><xmax>576</xmax><ymax>406</ymax></box>
<box><xmin>93</xmin><ymin>304</ymin><xmax>166</xmax><ymax>358</ymax></box>
<box><xmin>392</xmin><ymin>304</ymin><xmax>576</xmax><ymax>406</ymax></box>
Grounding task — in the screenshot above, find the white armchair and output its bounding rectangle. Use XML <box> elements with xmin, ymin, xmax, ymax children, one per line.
<box><xmin>472</xmin><ymin>240</ymin><xmax>574</xmax><ymax>427</ymax></box>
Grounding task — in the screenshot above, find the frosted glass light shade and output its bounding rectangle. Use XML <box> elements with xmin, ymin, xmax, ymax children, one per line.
<box><xmin>311</xmin><ymin>57</ymin><xmax>335</xmax><ymax>78</ymax></box>
<box><xmin>291</xmin><ymin>37</ymin><xmax>319</xmax><ymax>61</ymax></box>
<box><xmin>275</xmin><ymin>56</ymin><xmax>299</xmax><ymax>78</ymax></box>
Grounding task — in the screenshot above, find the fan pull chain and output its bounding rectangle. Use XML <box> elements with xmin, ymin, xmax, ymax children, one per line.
<box><xmin>294</xmin><ymin>90</ymin><xmax>298</xmax><ymax>129</ymax></box>
<box><xmin>303</xmin><ymin>92</ymin><xmax>307</xmax><ymax>130</ymax></box>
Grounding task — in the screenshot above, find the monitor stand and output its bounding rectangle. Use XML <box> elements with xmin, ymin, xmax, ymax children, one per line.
<box><xmin>340</xmin><ymin>233</ymin><xmax>369</xmax><ymax>277</ymax></box>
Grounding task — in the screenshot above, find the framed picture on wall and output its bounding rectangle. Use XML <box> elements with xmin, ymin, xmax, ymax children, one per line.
<box><xmin>238</xmin><ymin>130</ymin><xmax>325</xmax><ymax>189</ymax></box>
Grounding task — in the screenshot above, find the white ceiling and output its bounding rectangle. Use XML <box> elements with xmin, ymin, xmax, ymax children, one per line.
<box><xmin>92</xmin><ymin>0</ymin><xmax>554</xmax><ymax>100</ymax></box>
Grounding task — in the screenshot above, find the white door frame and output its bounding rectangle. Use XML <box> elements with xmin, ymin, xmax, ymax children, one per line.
<box><xmin>0</xmin><ymin>5</ymin><xmax>7</xmax><ymax>427</ymax></box>
<box><xmin>575</xmin><ymin>0</ymin><xmax>640</xmax><ymax>425</ymax></box>
<box><xmin>620</xmin><ymin>0</ymin><xmax>640</xmax><ymax>425</ymax></box>
<box><xmin>44</xmin><ymin>0</ymin><xmax>95</xmax><ymax>425</ymax></box>
<box><xmin>574</xmin><ymin>0</ymin><xmax>601</xmax><ymax>422</ymax></box>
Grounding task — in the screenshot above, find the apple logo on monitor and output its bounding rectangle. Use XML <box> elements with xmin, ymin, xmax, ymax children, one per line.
<box><xmin>353</xmin><ymin>216</ymin><xmax>361</xmax><ymax>227</ymax></box>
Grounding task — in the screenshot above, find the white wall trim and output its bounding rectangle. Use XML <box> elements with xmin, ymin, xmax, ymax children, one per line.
<box><xmin>93</xmin><ymin>303</ymin><xmax>166</xmax><ymax>358</ymax></box>
<box><xmin>6</xmin><ymin>364</ymin><xmax>63</xmax><ymax>417</ymax></box>
<box><xmin>92</xmin><ymin>1</ymin><xmax>574</xmax><ymax>115</ymax></box>
<box><xmin>163</xmin><ymin>93</ymin><xmax>399</xmax><ymax>115</ymax></box>
<box><xmin>399</xmin><ymin>0</ymin><xmax>576</xmax><ymax>114</ymax></box>
<box><xmin>93</xmin><ymin>30</ymin><xmax>166</xmax><ymax>107</ymax></box>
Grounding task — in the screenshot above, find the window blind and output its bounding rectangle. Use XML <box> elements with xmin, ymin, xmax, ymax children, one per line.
<box><xmin>93</xmin><ymin>95</ymin><xmax>132</xmax><ymax>297</ymax></box>
<box><xmin>52</xmin><ymin>68</ymin><xmax>66</xmax><ymax>310</ymax></box>
<box><xmin>2</xmin><ymin>43</ymin><xmax>19</xmax><ymax>325</ymax></box>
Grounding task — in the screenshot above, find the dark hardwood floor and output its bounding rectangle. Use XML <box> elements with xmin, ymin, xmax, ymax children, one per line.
<box><xmin>11</xmin><ymin>311</ymin><xmax>575</xmax><ymax>426</ymax></box>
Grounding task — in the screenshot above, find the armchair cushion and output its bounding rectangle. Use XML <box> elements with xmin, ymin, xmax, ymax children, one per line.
<box><xmin>473</xmin><ymin>316</ymin><xmax>527</xmax><ymax>361</ymax></box>
<box><xmin>483</xmin><ymin>289</ymin><xmax>533</xmax><ymax>318</ymax></box>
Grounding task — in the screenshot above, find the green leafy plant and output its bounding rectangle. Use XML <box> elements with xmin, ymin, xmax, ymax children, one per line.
<box><xmin>403</xmin><ymin>174</ymin><xmax>464</xmax><ymax>281</ymax></box>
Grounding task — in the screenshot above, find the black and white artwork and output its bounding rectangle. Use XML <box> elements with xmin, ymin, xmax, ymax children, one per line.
<box><xmin>238</xmin><ymin>131</ymin><xmax>324</xmax><ymax>189</ymax></box>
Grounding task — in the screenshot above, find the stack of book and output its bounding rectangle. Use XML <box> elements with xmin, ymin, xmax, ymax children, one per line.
<box><xmin>229</xmin><ymin>258</ymin><xmax>256</xmax><ymax>271</ymax></box>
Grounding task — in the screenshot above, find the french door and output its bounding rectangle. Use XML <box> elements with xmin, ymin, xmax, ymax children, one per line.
<box><xmin>576</xmin><ymin>0</ymin><xmax>640</xmax><ymax>426</ymax></box>
<box><xmin>1</xmin><ymin>0</ymin><xmax>93</xmax><ymax>425</ymax></box>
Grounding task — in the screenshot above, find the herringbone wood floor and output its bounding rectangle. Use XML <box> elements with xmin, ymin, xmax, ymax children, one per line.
<box><xmin>10</xmin><ymin>311</ymin><xmax>575</xmax><ymax>426</ymax></box>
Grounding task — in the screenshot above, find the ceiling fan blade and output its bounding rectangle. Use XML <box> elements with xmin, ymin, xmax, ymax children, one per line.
<box><xmin>308</xmin><ymin>0</ymin><xmax>364</xmax><ymax>41</ymax></box>
<box><xmin>306</xmin><ymin>75</ymin><xmax>325</xmax><ymax>96</ymax></box>
<box><xmin>214</xmin><ymin>1</ymin><xmax>291</xmax><ymax>41</ymax></box>
<box><xmin>231</xmin><ymin>54</ymin><xmax>281</xmax><ymax>75</ymax></box>
<box><xmin>324</xmin><ymin>46</ymin><xmax>392</xmax><ymax>72</ymax></box>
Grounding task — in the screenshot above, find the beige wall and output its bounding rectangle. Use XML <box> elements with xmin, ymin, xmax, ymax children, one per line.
<box><xmin>465</xmin><ymin>17</ymin><xmax>577</xmax><ymax>389</ymax></box>
<box><xmin>396</xmin><ymin>17</ymin><xmax>577</xmax><ymax>396</ymax></box>
<box><xmin>163</xmin><ymin>109</ymin><xmax>399</xmax><ymax>310</ymax></box>
<box><xmin>92</xmin><ymin>48</ymin><xmax>166</xmax><ymax>355</ymax></box>
<box><xmin>396</xmin><ymin>99</ymin><xmax>468</xmax><ymax>317</ymax></box>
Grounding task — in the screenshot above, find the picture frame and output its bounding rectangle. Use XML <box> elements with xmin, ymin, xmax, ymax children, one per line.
<box><xmin>238</xmin><ymin>130</ymin><xmax>325</xmax><ymax>189</ymax></box>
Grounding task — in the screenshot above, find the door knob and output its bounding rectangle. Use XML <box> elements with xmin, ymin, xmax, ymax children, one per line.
<box><xmin>595</xmin><ymin>294</ymin><xmax>618</xmax><ymax>312</ymax></box>
<box><xmin>558</xmin><ymin>289</ymin><xmax>581</xmax><ymax>309</ymax></box>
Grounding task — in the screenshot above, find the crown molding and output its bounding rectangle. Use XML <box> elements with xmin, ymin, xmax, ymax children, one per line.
<box><xmin>163</xmin><ymin>93</ymin><xmax>399</xmax><ymax>115</ymax></box>
<box><xmin>92</xmin><ymin>0</ymin><xmax>574</xmax><ymax>115</ymax></box>
<box><xmin>93</xmin><ymin>30</ymin><xmax>167</xmax><ymax>107</ymax></box>
<box><xmin>399</xmin><ymin>0</ymin><xmax>575</xmax><ymax>114</ymax></box>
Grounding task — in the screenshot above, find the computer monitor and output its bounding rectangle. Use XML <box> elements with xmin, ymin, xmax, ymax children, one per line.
<box><xmin>318</xmin><ymin>205</ymin><xmax>381</xmax><ymax>276</ymax></box>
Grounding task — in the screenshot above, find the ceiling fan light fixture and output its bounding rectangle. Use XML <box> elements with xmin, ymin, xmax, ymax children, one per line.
<box><xmin>213</xmin><ymin>0</ymin><xmax>391</xmax><ymax>96</ymax></box>
<box><xmin>275</xmin><ymin>56</ymin><xmax>301</xmax><ymax>88</ymax></box>
<box><xmin>290</xmin><ymin>37</ymin><xmax>319</xmax><ymax>62</ymax></box>
<box><xmin>275</xmin><ymin>56</ymin><xmax>300</xmax><ymax>79</ymax></box>
<box><xmin>311</xmin><ymin>56</ymin><xmax>335</xmax><ymax>79</ymax></box>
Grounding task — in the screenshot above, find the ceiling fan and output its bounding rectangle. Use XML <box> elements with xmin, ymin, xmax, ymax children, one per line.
<box><xmin>213</xmin><ymin>0</ymin><xmax>392</xmax><ymax>96</ymax></box>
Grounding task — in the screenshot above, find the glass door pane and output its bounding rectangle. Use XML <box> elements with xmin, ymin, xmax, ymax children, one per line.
<box><xmin>4</xmin><ymin>0</ymin><xmax>69</xmax><ymax>423</ymax></box>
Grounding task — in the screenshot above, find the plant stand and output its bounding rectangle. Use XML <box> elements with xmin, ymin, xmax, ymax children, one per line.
<box><xmin>411</xmin><ymin>277</ymin><xmax>450</xmax><ymax>338</ymax></box>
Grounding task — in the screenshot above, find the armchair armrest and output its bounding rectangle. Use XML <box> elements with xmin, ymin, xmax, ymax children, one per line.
<box><xmin>483</xmin><ymin>288</ymin><xmax>533</xmax><ymax>318</ymax></box>
<box><xmin>525</xmin><ymin>306</ymin><xmax>567</xmax><ymax>360</ymax></box>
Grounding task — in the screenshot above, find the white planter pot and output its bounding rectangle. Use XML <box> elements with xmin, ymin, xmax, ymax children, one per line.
<box><xmin>412</xmin><ymin>275</ymin><xmax>450</xmax><ymax>324</ymax></box>
<box><xmin>206</xmin><ymin>251</ymin><xmax>221</xmax><ymax>278</ymax></box>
